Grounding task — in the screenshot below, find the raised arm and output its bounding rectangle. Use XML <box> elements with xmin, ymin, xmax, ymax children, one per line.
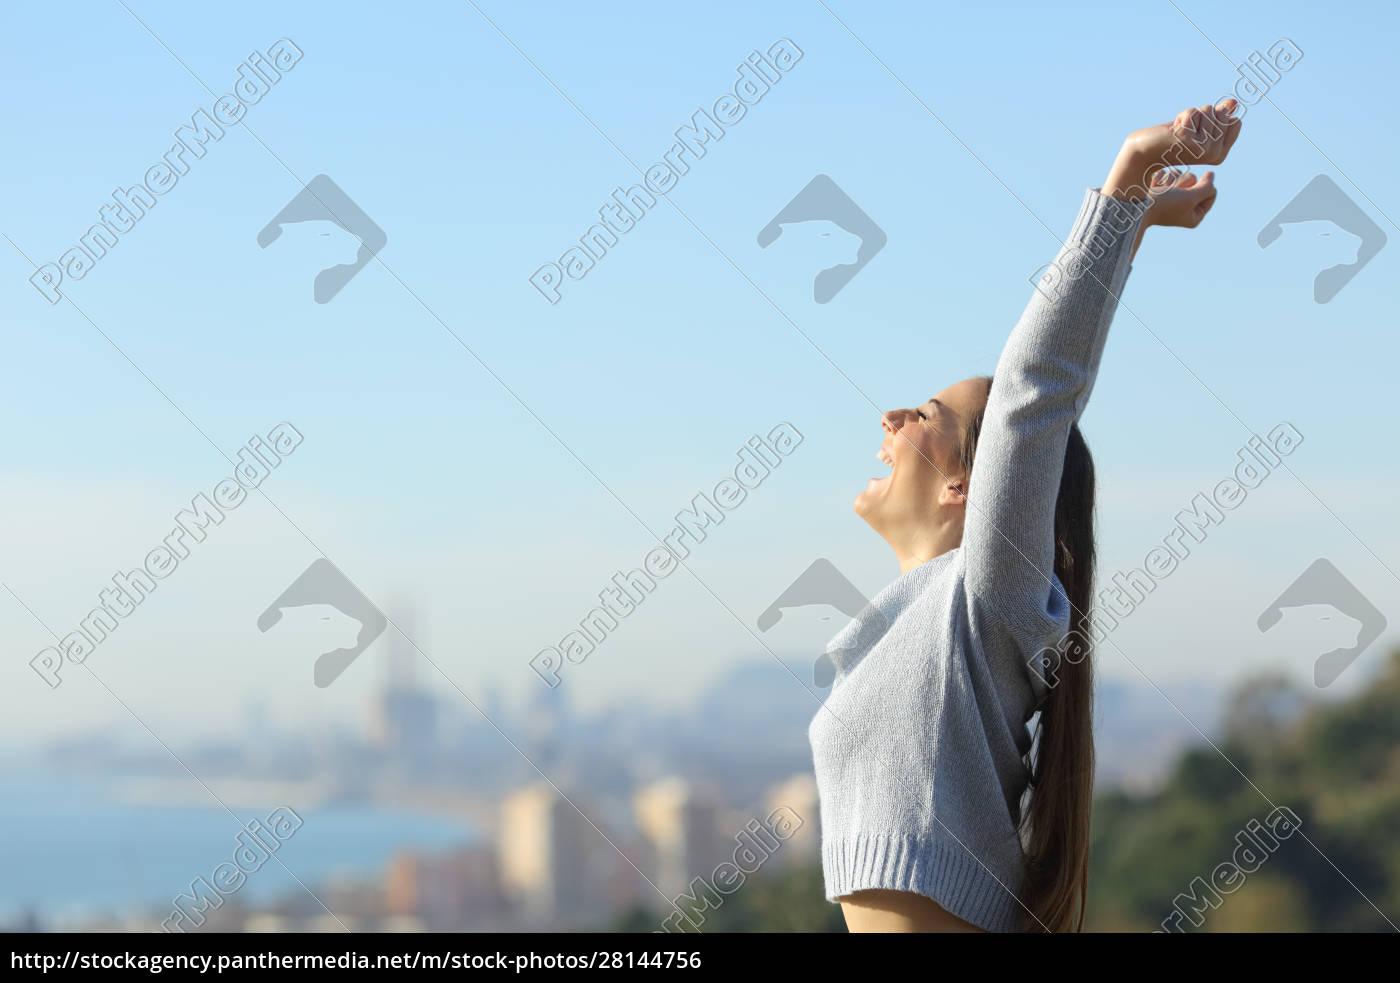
<box><xmin>960</xmin><ymin>100</ymin><xmax>1242</xmax><ymax>618</ymax></box>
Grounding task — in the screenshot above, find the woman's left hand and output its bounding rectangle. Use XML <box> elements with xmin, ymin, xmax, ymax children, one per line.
<box><xmin>1143</xmin><ymin>167</ymin><xmax>1218</xmax><ymax>229</ymax></box>
<box><xmin>1128</xmin><ymin>99</ymin><xmax>1243</xmax><ymax>170</ymax></box>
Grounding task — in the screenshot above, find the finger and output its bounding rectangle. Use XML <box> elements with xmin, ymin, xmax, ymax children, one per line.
<box><xmin>1173</xmin><ymin>107</ymin><xmax>1200</xmax><ymax>137</ymax></box>
<box><xmin>1211</xmin><ymin>100</ymin><xmax>1243</xmax><ymax>142</ymax></box>
<box><xmin>1196</xmin><ymin>189</ymin><xmax>1218</xmax><ymax>222</ymax></box>
<box><xmin>1188</xmin><ymin>188</ymin><xmax>1217</xmax><ymax>227</ymax></box>
<box><xmin>1189</xmin><ymin>115</ymin><xmax>1231</xmax><ymax>165</ymax></box>
<box><xmin>1159</xmin><ymin>169</ymin><xmax>1198</xmax><ymax>189</ymax></box>
<box><xmin>1222</xmin><ymin>113</ymin><xmax>1244</xmax><ymax>152</ymax></box>
<box><xmin>1210</xmin><ymin>102</ymin><xmax>1240</xmax><ymax>133</ymax></box>
<box><xmin>1192</xmin><ymin>171</ymin><xmax>1217</xmax><ymax>211</ymax></box>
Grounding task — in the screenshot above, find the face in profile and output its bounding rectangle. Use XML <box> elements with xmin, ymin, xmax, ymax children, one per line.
<box><xmin>855</xmin><ymin>377</ymin><xmax>989</xmax><ymax>547</ymax></box>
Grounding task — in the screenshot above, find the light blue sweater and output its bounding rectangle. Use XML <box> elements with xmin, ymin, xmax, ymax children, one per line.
<box><xmin>808</xmin><ymin>188</ymin><xmax>1148</xmax><ymax>932</ymax></box>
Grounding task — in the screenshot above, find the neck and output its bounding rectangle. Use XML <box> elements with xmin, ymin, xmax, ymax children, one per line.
<box><xmin>887</xmin><ymin>519</ymin><xmax>963</xmax><ymax>573</ymax></box>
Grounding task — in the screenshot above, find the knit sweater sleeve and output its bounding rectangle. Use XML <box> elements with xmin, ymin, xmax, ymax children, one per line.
<box><xmin>960</xmin><ymin>189</ymin><xmax>1150</xmax><ymax>628</ymax></box>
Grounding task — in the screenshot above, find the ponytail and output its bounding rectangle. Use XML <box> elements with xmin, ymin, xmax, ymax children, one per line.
<box><xmin>961</xmin><ymin>378</ymin><xmax>1096</xmax><ymax>932</ymax></box>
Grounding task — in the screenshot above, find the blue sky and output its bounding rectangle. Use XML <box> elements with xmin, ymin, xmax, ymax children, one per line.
<box><xmin>1</xmin><ymin>0</ymin><xmax>1397</xmax><ymax>745</ymax></box>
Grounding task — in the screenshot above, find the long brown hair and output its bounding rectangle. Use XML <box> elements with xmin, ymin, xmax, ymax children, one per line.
<box><xmin>959</xmin><ymin>376</ymin><xmax>1096</xmax><ymax>932</ymax></box>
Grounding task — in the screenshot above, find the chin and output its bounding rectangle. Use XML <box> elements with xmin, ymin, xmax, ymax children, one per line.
<box><xmin>853</xmin><ymin>490</ymin><xmax>880</xmax><ymax>528</ymax></box>
<box><xmin>855</xmin><ymin>475</ymin><xmax>889</xmax><ymax>519</ymax></box>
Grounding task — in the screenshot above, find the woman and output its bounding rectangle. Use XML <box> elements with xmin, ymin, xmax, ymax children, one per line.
<box><xmin>808</xmin><ymin>99</ymin><xmax>1243</xmax><ymax>933</ymax></box>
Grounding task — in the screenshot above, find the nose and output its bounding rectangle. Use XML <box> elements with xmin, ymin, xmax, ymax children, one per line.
<box><xmin>881</xmin><ymin>409</ymin><xmax>911</xmax><ymax>434</ymax></box>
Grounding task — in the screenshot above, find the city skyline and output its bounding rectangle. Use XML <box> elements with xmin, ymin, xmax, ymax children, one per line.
<box><xmin>2</xmin><ymin>0</ymin><xmax>1397</xmax><ymax>938</ymax></box>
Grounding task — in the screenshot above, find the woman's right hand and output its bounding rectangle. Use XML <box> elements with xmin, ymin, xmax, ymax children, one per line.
<box><xmin>1105</xmin><ymin>99</ymin><xmax>1243</xmax><ymax>202</ymax></box>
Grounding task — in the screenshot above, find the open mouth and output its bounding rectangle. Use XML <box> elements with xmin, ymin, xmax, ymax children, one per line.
<box><xmin>865</xmin><ymin>444</ymin><xmax>894</xmax><ymax>489</ymax></box>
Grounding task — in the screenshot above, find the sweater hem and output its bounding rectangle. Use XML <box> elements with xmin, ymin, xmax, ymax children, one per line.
<box><xmin>822</xmin><ymin>832</ymin><xmax>1024</xmax><ymax>933</ymax></box>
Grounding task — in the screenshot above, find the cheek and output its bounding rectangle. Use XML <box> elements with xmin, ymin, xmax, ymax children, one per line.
<box><xmin>897</xmin><ymin>431</ymin><xmax>951</xmax><ymax>479</ymax></box>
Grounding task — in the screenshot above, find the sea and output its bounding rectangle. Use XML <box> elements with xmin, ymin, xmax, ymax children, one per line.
<box><xmin>0</xmin><ymin>766</ymin><xmax>476</xmax><ymax>926</ymax></box>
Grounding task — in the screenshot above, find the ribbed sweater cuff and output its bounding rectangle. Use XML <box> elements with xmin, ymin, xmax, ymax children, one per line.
<box><xmin>1079</xmin><ymin>186</ymin><xmax>1152</xmax><ymax>240</ymax></box>
<box><xmin>1076</xmin><ymin>187</ymin><xmax>1151</xmax><ymax>274</ymax></box>
<box><xmin>822</xmin><ymin>833</ymin><xmax>1022</xmax><ymax>933</ymax></box>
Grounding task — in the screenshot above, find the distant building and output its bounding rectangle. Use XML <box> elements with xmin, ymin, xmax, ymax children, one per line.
<box><xmin>368</xmin><ymin>687</ymin><xmax>438</xmax><ymax>752</ymax></box>
<box><xmin>366</xmin><ymin>599</ymin><xmax>439</xmax><ymax>757</ymax></box>
<box><xmin>520</xmin><ymin>682</ymin><xmax>569</xmax><ymax>770</ymax></box>
<box><xmin>498</xmin><ymin>784</ymin><xmax>589</xmax><ymax>926</ymax></box>
<box><xmin>242</xmin><ymin>912</ymin><xmax>294</xmax><ymax>933</ymax></box>
<box><xmin>379</xmin><ymin>914</ymin><xmax>426</xmax><ymax>933</ymax></box>
<box><xmin>305</xmin><ymin>913</ymin><xmax>358</xmax><ymax>933</ymax></box>
<box><xmin>764</xmin><ymin>773</ymin><xmax>819</xmax><ymax>864</ymax></box>
<box><xmin>632</xmin><ymin>777</ymin><xmax>724</xmax><ymax>901</ymax></box>
<box><xmin>384</xmin><ymin>846</ymin><xmax>501</xmax><ymax>930</ymax></box>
